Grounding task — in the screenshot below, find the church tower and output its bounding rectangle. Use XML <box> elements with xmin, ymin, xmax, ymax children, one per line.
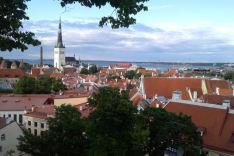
<box><xmin>54</xmin><ymin>16</ymin><xmax>66</xmax><ymax>69</ymax></box>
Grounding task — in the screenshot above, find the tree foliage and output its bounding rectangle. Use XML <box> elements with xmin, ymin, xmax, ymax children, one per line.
<box><xmin>34</xmin><ymin>76</ymin><xmax>51</xmax><ymax>94</ymax></box>
<box><xmin>140</xmin><ymin>107</ymin><xmax>204</xmax><ymax>156</ymax></box>
<box><xmin>144</xmin><ymin>72</ymin><xmax>151</xmax><ymax>77</ymax></box>
<box><xmin>80</xmin><ymin>68</ymin><xmax>89</xmax><ymax>75</ymax></box>
<box><xmin>89</xmin><ymin>65</ymin><xmax>98</xmax><ymax>74</ymax></box>
<box><xmin>124</xmin><ymin>70</ymin><xmax>142</xmax><ymax>79</ymax></box>
<box><xmin>52</xmin><ymin>78</ymin><xmax>67</xmax><ymax>92</ymax></box>
<box><xmin>17</xmin><ymin>104</ymin><xmax>89</xmax><ymax>156</ymax></box>
<box><xmin>107</xmin><ymin>74</ymin><xmax>121</xmax><ymax>80</ymax></box>
<box><xmin>60</xmin><ymin>0</ymin><xmax>149</xmax><ymax>29</ymax></box>
<box><xmin>224</xmin><ymin>71</ymin><xmax>234</xmax><ymax>81</ymax></box>
<box><xmin>86</xmin><ymin>87</ymin><xmax>149</xmax><ymax>156</ymax></box>
<box><xmin>0</xmin><ymin>88</ymin><xmax>13</xmax><ymax>93</ymax></box>
<box><xmin>13</xmin><ymin>75</ymin><xmax>35</xmax><ymax>94</ymax></box>
<box><xmin>0</xmin><ymin>0</ymin><xmax>41</xmax><ymax>52</ymax></box>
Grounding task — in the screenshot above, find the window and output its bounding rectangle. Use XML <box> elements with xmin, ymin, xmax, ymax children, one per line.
<box><xmin>19</xmin><ymin>114</ymin><xmax>23</xmax><ymax>124</ymax></box>
<box><xmin>34</xmin><ymin>122</ymin><xmax>37</xmax><ymax>127</ymax></box>
<box><xmin>28</xmin><ymin>121</ymin><xmax>31</xmax><ymax>126</ymax></box>
<box><xmin>41</xmin><ymin>123</ymin><xmax>44</xmax><ymax>129</ymax></box>
<box><xmin>1</xmin><ymin>134</ymin><xmax>5</xmax><ymax>141</ymax></box>
<box><xmin>8</xmin><ymin>114</ymin><xmax>11</xmax><ymax>118</ymax></box>
<box><xmin>14</xmin><ymin>114</ymin><xmax>17</xmax><ymax>121</ymax></box>
<box><xmin>34</xmin><ymin>129</ymin><xmax>37</xmax><ymax>136</ymax></box>
<box><xmin>0</xmin><ymin>146</ymin><xmax>2</xmax><ymax>152</ymax></box>
<box><xmin>3</xmin><ymin>115</ymin><xmax>5</xmax><ymax>118</ymax></box>
<box><xmin>60</xmin><ymin>52</ymin><xmax>64</xmax><ymax>54</ymax></box>
<box><xmin>231</xmin><ymin>134</ymin><xmax>234</xmax><ymax>143</ymax></box>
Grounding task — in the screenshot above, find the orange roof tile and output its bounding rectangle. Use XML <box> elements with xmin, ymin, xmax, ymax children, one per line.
<box><xmin>0</xmin><ymin>69</ymin><xmax>25</xmax><ymax>78</ymax></box>
<box><xmin>19</xmin><ymin>59</ymin><xmax>24</xmax><ymax>67</ymax></box>
<box><xmin>50</xmin><ymin>73</ymin><xmax>65</xmax><ymax>78</ymax></box>
<box><xmin>207</xmin><ymin>80</ymin><xmax>229</xmax><ymax>93</ymax></box>
<box><xmin>131</xmin><ymin>94</ymin><xmax>144</xmax><ymax>106</ymax></box>
<box><xmin>219</xmin><ymin>89</ymin><xmax>233</xmax><ymax>96</ymax></box>
<box><xmin>144</xmin><ymin>78</ymin><xmax>202</xmax><ymax>100</ymax></box>
<box><xmin>165</xmin><ymin>101</ymin><xmax>234</xmax><ymax>155</ymax></box>
<box><xmin>184</xmin><ymin>73</ymin><xmax>195</xmax><ymax>77</ymax></box>
<box><xmin>139</xmin><ymin>69</ymin><xmax>157</xmax><ymax>76</ymax></box>
<box><xmin>11</xmin><ymin>61</ymin><xmax>17</xmax><ymax>67</ymax></box>
<box><xmin>129</xmin><ymin>88</ymin><xmax>138</xmax><ymax>99</ymax></box>
<box><xmin>166</xmin><ymin>70</ymin><xmax>180</xmax><ymax>77</ymax></box>
<box><xmin>149</xmin><ymin>99</ymin><xmax>164</xmax><ymax>108</ymax></box>
<box><xmin>0</xmin><ymin>60</ymin><xmax>7</xmax><ymax>67</ymax></box>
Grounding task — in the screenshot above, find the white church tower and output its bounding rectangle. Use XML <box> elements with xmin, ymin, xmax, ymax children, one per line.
<box><xmin>54</xmin><ymin>16</ymin><xmax>65</xmax><ymax>69</ymax></box>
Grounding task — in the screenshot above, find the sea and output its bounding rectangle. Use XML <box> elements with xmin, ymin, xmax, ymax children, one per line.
<box><xmin>9</xmin><ymin>59</ymin><xmax>216</xmax><ymax>69</ymax></box>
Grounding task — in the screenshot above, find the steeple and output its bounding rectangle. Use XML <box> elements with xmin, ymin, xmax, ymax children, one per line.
<box><xmin>55</xmin><ymin>15</ymin><xmax>65</xmax><ymax>48</ymax></box>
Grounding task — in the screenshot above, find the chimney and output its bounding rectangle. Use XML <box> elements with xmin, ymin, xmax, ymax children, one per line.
<box><xmin>156</xmin><ymin>104</ymin><xmax>159</xmax><ymax>108</ymax></box>
<box><xmin>172</xmin><ymin>90</ymin><xmax>182</xmax><ymax>101</ymax></box>
<box><xmin>40</xmin><ymin>67</ymin><xmax>42</xmax><ymax>74</ymax></box>
<box><xmin>216</xmin><ymin>87</ymin><xmax>220</xmax><ymax>95</ymax></box>
<box><xmin>193</xmin><ymin>91</ymin><xmax>197</xmax><ymax>102</ymax></box>
<box><xmin>40</xmin><ymin>47</ymin><xmax>43</xmax><ymax>66</ymax></box>
<box><xmin>24</xmin><ymin>106</ymin><xmax>27</xmax><ymax>114</ymax></box>
<box><xmin>115</xmin><ymin>78</ymin><xmax>117</xmax><ymax>82</ymax></box>
<box><xmin>223</xmin><ymin>100</ymin><xmax>230</xmax><ymax>108</ymax></box>
<box><xmin>155</xmin><ymin>94</ymin><xmax>157</xmax><ymax>100</ymax></box>
<box><xmin>32</xmin><ymin>105</ymin><xmax>35</xmax><ymax>112</ymax></box>
<box><xmin>80</xmin><ymin>105</ymin><xmax>82</xmax><ymax>111</ymax></box>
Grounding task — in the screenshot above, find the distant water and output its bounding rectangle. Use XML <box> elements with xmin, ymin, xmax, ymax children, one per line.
<box><xmin>9</xmin><ymin>59</ymin><xmax>216</xmax><ymax>69</ymax></box>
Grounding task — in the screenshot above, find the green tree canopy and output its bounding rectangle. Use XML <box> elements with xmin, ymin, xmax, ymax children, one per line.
<box><xmin>89</xmin><ymin>65</ymin><xmax>98</xmax><ymax>74</ymax></box>
<box><xmin>124</xmin><ymin>70</ymin><xmax>136</xmax><ymax>79</ymax></box>
<box><xmin>60</xmin><ymin>0</ymin><xmax>149</xmax><ymax>29</ymax></box>
<box><xmin>13</xmin><ymin>75</ymin><xmax>35</xmax><ymax>94</ymax></box>
<box><xmin>80</xmin><ymin>68</ymin><xmax>89</xmax><ymax>75</ymax></box>
<box><xmin>224</xmin><ymin>71</ymin><xmax>234</xmax><ymax>80</ymax></box>
<box><xmin>17</xmin><ymin>104</ymin><xmax>89</xmax><ymax>156</ymax></box>
<box><xmin>86</xmin><ymin>87</ymin><xmax>149</xmax><ymax>156</ymax></box>
<box><xmin>0</xmin><ymin>0</ymin><xmax>41</xmax><ymax>52</ymax></box>
<box><xmin>140</xmin><ymin>107</ymin><xmax>204</xmax><ymax>156</ymax></box>
<box><xmin>144</xmin><ymin>72</ymin><xmax>151</xmax><ymax>77</ymax></box>
<box><xmin>52</xmin><ymin>78</ymin><xmax>67</xmax><ymax>92</ymax></box>
<box><xmin>34</xmin><ymin>76</ymin><xmax>51</xmax><ymax>94</ymax></box>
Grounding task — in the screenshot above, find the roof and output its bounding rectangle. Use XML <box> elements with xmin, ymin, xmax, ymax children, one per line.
<box><xmin>184</xmin><ymin>73</ymin><xmax>195</xmax><ymax>77</ymax></box>
<box><xmin>0</xmin><ymin>117</ymin><xmax>15</xmax><ymax>130</ymax></box>
<box><xmin>206</xmin><ymin>79</ymin><xmax>229</xmax><ymax>93</ymax></box>
<box><xmin>166</xmin><ymin>70</ymin><xmax>180</xmax><ymax>77</ymax></box>
<box><xmin>11</xmin><ymin>61</ymin><xmax>17</xmax><ymax>67</ymax></box>
<box><xmin>129</xmin><ymin>88</ymin><xmax>138</xmax><ymax>99</ymax></box>
<box><xmin>0</xmin><ymin>60</ymin><xmax>7</xmax><ymax>67</ymax></box>
<box><xmin>149</xmin><ymin>99</ymin><xmax>164</xmax><ymax>108</ymax></box>
<box><xmin>0</xmin><ymin>69</ymin><xmax>25</xmax><ymax>78</ymax></box>
<box><xmin>132</xmin><ymin>94</ymin><xmax>144</xmax><ymax>106</ymax></box>
<box><xmin>0</xmin><ymin>96</ymin><xmax>48</xmax><ymax>111</ymax></box>
<box><xmin>190</xmin><ymin>87</ymin><xmax>203</xmax><ymax>99</ymax></box>
<box><xmin>24</xmin><ymin>105</ymin><xmax>56</xmax><ymax>119</ymax></box>
<box><xmin>203</xmin><ymin>94</ymin><xmax>234</xmax><ymax>108</ymax></box>
<box><xmin>219</xmin><ymin>89</ymin><xmax>233</xmax><ymax>96</ymax></box>
<box><xmin>138</xmin><ymin>69</ymin><xmax>157</xmax><ymax>76</ymax></box>
<box><xmin>143</xmin><ymin>77</ymin><xmax>202</xmax><ymax>100</ymax></box>
<box><xmin>44</xmin><ymin>68</ymin><xmax>57</xmax><ymax>76</ymax></box>
<box><xmin>64</xmin><ymin>67</ymin><xmax>76</xmax><ymax>74</ymax></box>
<box><xmin>19</xmin><ymin>59</ymin><xmax>24</xmax><ymax>67</ymax></box>
<box><xmin>65</xmin><ymin>57</ymin><xmax>76</xmax><ymax>62</ymax></box>
<box><xmin>50</xmin><ymin>73</ymin><xmax>65</xmax><ymax>78</ymax></box>
<box><xmin>75</xmin><ymin>102</ymin><xmax>90</xmax><ymax>118</ymax></box>
<box><xmin>165</xmin><ymin>101</ymin><xmax>234</xmax><ymax>155</ymax></box>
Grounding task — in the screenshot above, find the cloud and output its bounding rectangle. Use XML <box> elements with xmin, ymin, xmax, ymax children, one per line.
<box><xmin>2</xmin><ymin>18</ymin><xmax>234</xmax><ymax>62</ymax></box>
<box><xmin>149</xmin><ymin>5</ymin><xmax>173</xmax><ymax>10</ymax></box>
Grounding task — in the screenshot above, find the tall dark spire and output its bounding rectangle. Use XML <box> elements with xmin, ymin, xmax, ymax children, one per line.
<box><xmin>55</xmin><ymin>16</ymin><xmax>65</xmax><ymax>48</ymax></box>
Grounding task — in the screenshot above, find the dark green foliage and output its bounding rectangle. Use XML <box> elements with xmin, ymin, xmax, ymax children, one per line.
<box><xmin>13</xmin><ymin>75</ymin><xmax>35</xmax><ymax>94</ymax></box>
<box><xmin>0</xmin><ymin>88</ymin><xmax>13</xmax><ymax>93</ymax></box>
<box><xmin>144</xmin><ymin>72</ymin><xmax>151</xmax><ymax>77</ymax></box>
<box><xmin>124</xmin><ymin>70</ymin><xmax>136</xmax><ymax>79</ymax></box>
<box><xmin>224</xmin><ymin>71</ymin><xmax>234</xmax><ymax>80</ymax></box>
<box><xmin>52</xmin><ymin>78</ymin><xmax>67</xmax><ymax>92</ymax></box>
<box><xmin>34</xmin><ymin>76</ymin><xmax>51</xmax><ymax>94</ymax></box>
<box><xmin>60</xmin><ymin>0</ymin><xmax>149</xmax><ymax>29</ymax></box>
<box><xmin>107</xmin><ymin>74</ymin><xmax>121</xmax><ymax>80</ymax></box>
<box><xmin>141</xmin><ymin>107</ymin><xmax>204</xmax><ymax>156</ymax></box>
<box><xmin>17</xmin><ymin>104</ymin><xmax>89</xmax><ymax>156</ymax></box>
<box><xmin>89</xmin><ymin>65</ymin><xmax>98</xmax><ymax>74</ymax></box>
<box><xmin>209</xmin><ymin>71</ymin><xmax>216</xmax><ymax>77</ymax></box>
<box><xmin>126</xmin><ymin>83</ymin><xmax>134</xmax><ymax>93</ymax></box>
<box><xmin>0</xmin><ymin>0</ymin><xmax>41</xmax><ymax>52</ymax></box>
<box><xmin>86</xmin><ymin>87</ymin><xmax>149</xmax><ymax>156</ymax></box>
<box><xmin>80</xmin><ymin>68</ymin><xmax>89</xmax><ymax>75</ymax></box>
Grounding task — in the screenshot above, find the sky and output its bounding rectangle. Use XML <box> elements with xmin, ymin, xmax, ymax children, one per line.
<box><xmin>2</xmin><ymin>0</ymin><xmax>234</xmax><ymax>62</ymax></box>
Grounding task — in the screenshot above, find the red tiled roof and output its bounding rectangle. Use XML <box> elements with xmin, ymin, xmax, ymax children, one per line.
<box><xmin>0</xmin><ymin>96</ymin><xmax>48</xmax><ymax>111</ymax></box>
<box><xmin>31</xmin><ymin>68</ymin><xmax>41</xmax><ymax>77</ymax></box>
<box><xmin>190</xmin><ymin>87</ymin><xmax>203</xmax><ymax>99</ymax></box>
<box><xmin>11</xmin><ymin>61</ymin><xmax>17</xmax><ymax>67</ymax></box>
<box><xmin>206</xmin><ymin>80</ymin><xmax>229</xmax><ymax>93</ymax></box>
<box><xmin>117</xmin><ymin>63</ymin><xmax>132</xmax><ymax>68</ymax></box>
<box><xmin>165</xmin><ymin>101</ymin><xmax>234</xmax><ymax>155</ymax></box>
<box><xmin>219</xmin><ymin>89</ymin><xmax>233</xmax><ymax>96</ymax></box>
<box><xmin>132</xmin><ymin>94</ymin><xmax>144</xmax><ymax>106</ymax></box>
<box><xmin>184</xmin><ymin>73</ymin><xmax>195</xmax><ymax>77</ymax></box>
<box><xmin>19</xmin><ymin>59</ymin><xmax>24</xmax><ymax>67</ymax></box>
<box><xmin>63</xmin><ymin>67</ymin><xmax>76</xmax><ymax>74</ymax></box>
<box><xmin>129</xmin><ymin>88</ymin><xmax>138</xmax><ymax>99</ymax></box>
<box><xmin>144</xmin><ymin>78</ymin><xmax>202</xmax><ymax>100</ymax></box>
<box><xmin>75</xmin><ymin>102</ymin><xmax>90</xmax><ymax>118</ymax></box>
<box><xmin>203</xmin><ymin>94</ymin><xmax>234</xmax><ymax>108</ymax></box>
<box><xmin>50</xmin><ymin>73</ymin><xmax>65</xmax><ymax>78</ymax></box>
<box><xmin>166</xmin><ymin>70</ymin><xmax>180</xmax><ymax>77</ymax></box>
<box><xmin>0</xmin><ymin>69</ymin><xmax>25</xmax><ymax>78</ymax></box>
<box><xmin>0</xmin><ymin>60</ymin><xmax>7</xmax><ymax>67</ymax></box>
<box><xmin>139</xmin><ymin>69</ymin><xmax>157</xmax><ymax>76</ymax></box>
<box><xmin>0</xmin><ymin>117</ymin><xmax>15</xmax><ymax>130</ymax></box>
<box><xmin>149</xmin><ymin>99</ymin><xmax>163</xmax><ymax>108</ymax></box>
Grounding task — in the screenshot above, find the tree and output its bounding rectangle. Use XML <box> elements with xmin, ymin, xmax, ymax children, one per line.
<box><xmin>144</xmin><ymin>72</ymin><xmax>151</xmax><ymax>77</ymax></box>
<box><xmin>140</xmin><ymin>107</ymin><xmax>204</xmax><ymax>156</ymax></box>
<box><xmin>209</xmin><ymin>71</ymin><xmax>216</xmax><ymax>77</ymax></box>
<box><xmin>124</xmin><ymin>70</ymin><xmax>136</xmax><ymax>79</ymax></box>
<box><xmin>52</xmin><ymin>78</ymin><xmax>67</xmax><ymax>92</ymax></box>
<box><xmin>80</xmin><ymin>68</ymin><xmax>89</xmax><ymax>75</ymax></box>
<box><xmin>0</xmin><ymin>88</ymin><xmax>13</xmax><ymax>93</ymax></box>
<box><xmin>13</xmin><ymin>75</ymin><xmax>35</xmax><ymax>94</ymax></box>
<box><xmin>126</xmin><ymin>83</ymin><xmax>134</xmax><ymax>93</ymax></box>
<box><xmin>224</xmin><ymin>71</ymin><xmax>234</xmax><ymax>80</ymax></box>
<box><xmin>86</xmin><ymin>87</ymin><xmax>149</xmax><ymax>156</ymax></box>
<box><xmin>107</xmin><ymin>74</ymin><xmax>121</xmax><ymax>80</ymax></box>
<box><xmin>34</xmin><ymin>76</ymin><xmax>51</xmax><ymax>94</ymax></box>
<box><xmin>89</xmin><ymin>65</ymin><xmax>98</xmax><ymax>74</ymax></box>
<box><xmin>17</xmin><ymin>104</ymin><xmax>89</xmax><ymax>156</ymax></box>
<box><xmin>60</xmin><ymin>0</ymin><xmax>149</xmax><ymax>29</ymax></box>
<box><xmin>0</xmin><ymin>0</ymin><xmax>41</xmax><ymax>52</ymax></box>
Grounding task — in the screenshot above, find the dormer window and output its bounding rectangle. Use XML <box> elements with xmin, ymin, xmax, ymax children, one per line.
<box><xmin>197</xmin><ymin>126</ymin><xmax>206</xmax><ymax>136</ymax></box>
<box><xmin>1</xmin><ymin>134</ymin><xmax>5</xmax><ymax>141</ymax></box>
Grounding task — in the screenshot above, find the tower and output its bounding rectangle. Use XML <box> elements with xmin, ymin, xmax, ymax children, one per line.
<box><xmin>54</xmin><ymin>16</ymin><xmax>66</xmax><ymax>69</ymax></box>
<box><xmin>40</xmin><ymin>47</ymin><xmax>43</xmax><ymax>66</ymax></box>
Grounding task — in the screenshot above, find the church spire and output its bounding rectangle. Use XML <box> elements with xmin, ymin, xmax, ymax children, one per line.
<box><xmin>55</xmin><ymin>15</ymin><xmax>65</xmax><ymax>48</ymax></box>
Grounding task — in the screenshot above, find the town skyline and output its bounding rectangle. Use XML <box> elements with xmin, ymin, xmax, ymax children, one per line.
<box><xmin>1</xmin><ymin>0</ymin><xmax>234</xmax><ymax>62</ymax></box>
